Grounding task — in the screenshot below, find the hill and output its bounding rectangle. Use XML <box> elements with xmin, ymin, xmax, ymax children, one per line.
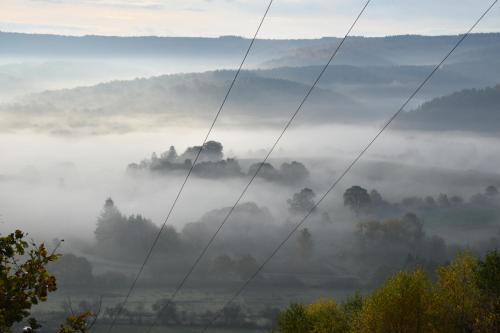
<box><xmin>262</xmin><ymin>33</ymin><xmax>500</xmax><ymax>68</ymax></box>
<box><xmin>0</xmin><ymin>70</ymin><xmax>358</xmax><ymax>134</ymax></box>
<box><xmin>398</xmin><ymin>85</ymin><xmax>500</xmax><ymax>133</ymax></box>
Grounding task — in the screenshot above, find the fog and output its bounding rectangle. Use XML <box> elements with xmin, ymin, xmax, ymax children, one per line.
<box><xmin>2</xmin><ymin>32</ymin><xmax>500</xmax><ymax>331</ymax></box>
<box><xmin>2</xmin><ymin>125</ymin><xmax>499</xmax><ymax>239</ymax></box>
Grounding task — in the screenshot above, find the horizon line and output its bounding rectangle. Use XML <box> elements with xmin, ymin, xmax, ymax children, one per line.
<box><xmin>1</xmin><ymin>29</ymin><xmax>500</xmax><ymax>40</ymax></box>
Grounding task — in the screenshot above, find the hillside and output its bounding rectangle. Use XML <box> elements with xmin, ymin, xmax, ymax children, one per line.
<box><xmin>1</xmin><ymin>67</ymin><xmax>499</xmax><ymax>135</ymax></box>
<box><xmin>0</xmin><ymin>70</ymin><xmax>359</xmax><ymax>133</ymax></box>
<box><xmin>262</xmin><ymin>33</ymin><xmax>500</xmax><ymax>67</ymax></box>
<box><xmin>399</xmin><ymin>85</ymin><xmax>500</xmax><ymax>132</ymax></box>
<box><xmin>2</xmin><ymin>32</ymin><xmax>500</xmax><ymax>68</ymax></box>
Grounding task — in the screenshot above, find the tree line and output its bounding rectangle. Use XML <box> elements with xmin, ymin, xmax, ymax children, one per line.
<box><xmin>275</xmin><ymin>250</ymin><xmax>500</xmax><ymax>333</ymax></box>
<box><xmin>127</xmin><ymin>140</ymin><xmax>310</xmax><ymax>184</ymax></box>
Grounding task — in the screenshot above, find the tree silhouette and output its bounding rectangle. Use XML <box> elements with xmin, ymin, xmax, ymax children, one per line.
<box><xmin>287</xmin><ymin>188</ymin><xmax>316</xmax><ymax>214</ymax></box>
<box><xmin>343</xmin><ymin>186</ymin><xmax>371</xmax><ymax>216</ymax></box>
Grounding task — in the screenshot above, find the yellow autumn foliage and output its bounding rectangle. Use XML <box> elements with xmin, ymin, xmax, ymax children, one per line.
<box><xmin>353</xmin><ymin>268</ymin><xmax>433</xmax><ymax>333</ymax></box>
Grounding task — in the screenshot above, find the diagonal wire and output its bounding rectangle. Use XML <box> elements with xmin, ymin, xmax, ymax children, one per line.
<box><xmin>104</xmin><ymin>1</ymin><xmax>275</xmax><ymax>332</ymax></box>
<box><xmin>144</xmin><ymin>1</ymin><xmax>372</xmax><ymax>332</ymax></box>
<box><xmin>167</xmin><ymin>0</ymin><xmax>372</xmax><ymax>302</ymax></box>
<box><xmin>201</xmin><ymin>0</ymin><xmax>498</xmax><ymax>330</ymax></box>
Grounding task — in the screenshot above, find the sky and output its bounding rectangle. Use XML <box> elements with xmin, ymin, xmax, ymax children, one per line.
<box><xmin>1</xmin><ymin>0</ymin><xmax>500</xmax><ymax>38</ymax></box>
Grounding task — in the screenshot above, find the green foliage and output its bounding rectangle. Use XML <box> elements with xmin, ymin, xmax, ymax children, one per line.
<box><xmin>475</xmin><ymin>250</ymin><xmax>500</xmax><ymax>297</ymax></box>
<box><xmin>340</xmin><ymin>292</ymin><xmax>363</xmax><ymax>324</ymax></box>
<box><xmin>1</xmin><ymin>229</ymin><xmax>97</xmax><ymax>333</ymax></box>
<box><xmin>305</xmin><ymin>299</ymin><xmax>349</xmax><ymax>333</ymax></box>
<box><xmin>276</xmin><ymin>250</ymin><xmax>500</xmax><ymax>333</ymax></box>
<box><xmin>354</xmin><ymin>269</ymin><xmax>432</xmax><ymax>333</ymax></box>
<box><xmin>0</xmin><ymin>230</ymin><xmax>59</xmax><ymax>332</ymax></box>
<box><xmin>432</xmin><ymin>253</ymin><xmax>481</xmax><ymax>332</ymax></box>
<box><xmin>277</xmin><ymin>299</ymin><xmax>353</xmax><ymax>333</ymax></box>
<box><xmin>277</xmin><ymin>303</ymin><xmax>311</xmax><ymax>333</ymax></box>
<box><xmin>57</xmin><ymin>312</ymin><xmax>95</xmax><ymax>333</ymax></box>
<box><xmin>474</xmin><ymin>250</ymin><xmax>500</xmax><ymax>332</ymax></box>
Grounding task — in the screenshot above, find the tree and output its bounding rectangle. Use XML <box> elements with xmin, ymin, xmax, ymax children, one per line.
<box><xmin>152</xmin><ymin>299</ymin><xmax>178</xmax><ymax>325</ymax></box>
<box><xmin>161</xmin><ymin>146</ymin><xmax>178</xmax><ymax>162</ymax></box>
<box><xmin>341</xmin><ymin>292</ymin><xmax>363</xmax><ymax>325</ymax></box>
<box><xmin>277</xmin><ymin>299</ymin><xmax>350</xmax><ymax>333</ymax></box>
<box><xmin>305</xmin><ymin>299</ymin><xmax>349</xmax><ymax>333</ymax></box>
<box><xmin>202</xmin><ymin>141</ymin><xmax>224</xmax><ymax>162</ymax></box>
<box><xmin>432</xmin><ymin>253</ymin><xmax>481</xmax><ymax>333</ymax></box>
<box><xmin>57</xmin><ymin>312</ymin><xmax>96</xmax><ymax>333</ymax></box>
<box><xmin>437</xmin><ymin>193</ymin><xmax>450</xmax><ymax>207</ymax></box>
<box><xmin>275</xmin><ymin>251</ymin><xmax>500</xmax><ymax>333</ymax></box>
<box><xmin>277</xmin><ymin>303</ymin><xmax>311</xmax><ymax>333</ymax></box>
<box><xmin>296</xmin><ymin>228</ymin><xmax>313</xmax><ymax>259</ymax></box>
<box><xmin>287</xmin><ymin>188</ymin><xmax>316</xmax><ymax>214</ymax></box>
<box><xmin>0</xmin><ymin>230</ymin><xmax>59</xmax><ymax>332</ymax></box>
<box><xmin>1</xmin><ymin>230</ymin><xmax>95</xmax><ymax>333</ymax></box>
<box><xmin>474</xmin><ymin>250</ymin><xmax>500</xmax><ymax>331</ymax></box>
<box><xmin>475</xmin><ymin>250</ymin><xmax>500</xmax><ymax>299</ymax></box>
<box><xmin>424</xmin><ymin>196</ymin><xmax>436</xmax><ymax>209</ymax></box>
<box><xmin>95</xmin><ymin>197</ymin><xmax>124</xmax><ymax>247</ymax></box>
<box><xmin>280</xmin><ymin>161</ymin><xmax>309</xmax><ymax>184</ymax></box>
<box><xmin>369</xmin><ymin>189</ymin><xmax>384</xmax><ymax>207</ymax></box>
<box><xmin>354</xmin><ymin>269</ymin><xmax>433</xmax><ymax>333</ymax></box>
<box><xmin>219</xmin><ymin>303</ymin><xmax>245</xmax><ymax>327</ymax></box>
<box><xmin>180</xmin><ymin>141</ymin><xmax>223</xmax><ymax>163</ymax></box>
<box><xmin>343</xmin><ymin>186</ymin><xmax>371</xmax><ymax>216</ymax></box>
<box><xmin>249</xmin><ymin>162</ymin><xmax>279</xmax><ymax>181</ymax></box>
<box><xmin>94</xmin><ymin>198</ymin><xmax>180</xmax><ymax>262</ymax></box>
<box><xmin>485</xmin><ymin>185</ymin><xmax>499</xmax><ymax>198</ymax></box>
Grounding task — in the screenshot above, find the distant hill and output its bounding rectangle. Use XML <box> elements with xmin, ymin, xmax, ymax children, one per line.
<box><xmin>0</xmin><ymin>32</ymin><xmax>328</xmax><ymax>65</ymax></box>
<box><xmin>1</xmin><ymin>67</ymin><xmax>499</xmax><ymax>135</ymax></box>
<box><xmin>255</xmin><ymin>64</ymin><xmax>478</xmax><ymax>89</ymax></box>
<box><xmin>398</xmin><ymin>85</ymin><xmax>500</xmax><ymax>133</ymax></box>
<box><xmin>2</xmin><ymin>32</ymin><xmax>500</xmax><ymax>68</ymax></box>
<box><xmin>261</xmin><ymin>34</ymin><xmax>500</xmax><ymax>68</ymax></box>
<box><xmin>0</xmin><ymin>70</ymin><xmax>359</xmax><ymax>134</ymax></box>
<box><xmin>1</xmin><ymin>31</ymin><xmax>500</xmax><ymax>134</ymax></box>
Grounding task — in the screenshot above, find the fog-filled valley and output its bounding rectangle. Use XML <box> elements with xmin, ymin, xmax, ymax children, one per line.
<box><xmin>1</xmin><ymin>31</ymin><xmax>500</xmax><ymax>332</ymax></box>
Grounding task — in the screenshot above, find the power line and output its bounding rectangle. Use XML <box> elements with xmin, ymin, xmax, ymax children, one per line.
<box><xmin>201</xmin><ymin>0</ymin><xmax>498</xmax><ymax>330</ymax></box>
<box><xmin>144</xmin><ymin>0</ymin><xmax>372</xmax><ymax>320</ymax></box>
<box><xmin>104</xmin><ymin>1</ymin><xmax>275</xmax><ymax>332</ymax></box>
<box><xmin>144</xmin><ymin>1</ymin><xmax>371</xmax><ymax>331</ymax></box>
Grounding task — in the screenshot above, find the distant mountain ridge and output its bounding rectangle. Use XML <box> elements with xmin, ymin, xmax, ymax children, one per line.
<box><xmin>1</xmin><ymin>31</ymin><xmax>500</xmax><ymax>135</ymax></box>
<box><xmin>2</xmin><ymin>31</ymin><xmax>500</xmax><ymax>67</ymax></box>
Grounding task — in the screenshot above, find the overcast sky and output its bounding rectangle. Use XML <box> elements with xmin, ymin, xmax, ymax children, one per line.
<box><xmin>1</xmin><ymin>0</ymin><xmax>500</xmax><ymax>38</ymax></box>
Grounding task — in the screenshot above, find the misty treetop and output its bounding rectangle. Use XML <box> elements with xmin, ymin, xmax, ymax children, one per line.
<box><xmin>343</xmin><ymin>184</ymin><xmax>500</xmax><ymax>221</ymax></box>
<box><xmin>127</xmin><ymin>140</ymin><xmax>310</xmax><ymax>184</ymax></box>
<box><xmin>65</xmin><ymin>181</ymin><xmax>498</xmax><ymax>291</ymax></box>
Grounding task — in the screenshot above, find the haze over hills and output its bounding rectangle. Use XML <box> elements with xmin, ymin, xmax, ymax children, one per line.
<box><xmin>398</xmin><ymin>85</ymin><xmax>500</xmax><ymax>133</ymax></box>
<box><xmin>2</xmin><ymin>32</ymin><xmax>499</xmax><ymax>66</ymax></box>
<box><xmin>0</xmin><ymin>31</ymin><xmax>499</xmax><ymax>135</ymax></box>
<box><xmin>0</xmin><ymin>70</ymin><xmax>358</xmax><ymax>134</ymax></box>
